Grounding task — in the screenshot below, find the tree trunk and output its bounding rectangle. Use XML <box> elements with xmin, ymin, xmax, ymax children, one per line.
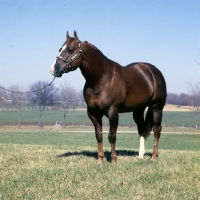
<box><xmin>18</xmin><ymin>108</ymin><xmax>21</xmax><ymax>127</ymax></box>
<box><xmin>39</xmin><ymin>106</ymin><xmax>42</xmax><ymax>128</ymax></box>
<box><xmin>63</xmin><ymin>109</ymin><xmax>67</xmax><ymax>127</ymax></box>
<box><xmin>72</xmin><ymin>109</ymin><xmax>75</xmax><ymax>127</ymax></box>
<box><xmin>194</xmin><ymin>106</ymin><xmax>199</xmax><ymax>129</ymax></box>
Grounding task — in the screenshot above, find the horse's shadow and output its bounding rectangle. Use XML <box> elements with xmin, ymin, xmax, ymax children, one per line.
<box><xmin>57</xmin><ymin>150</ymin><xmax>152</xmax><ymax>162</ymax></box>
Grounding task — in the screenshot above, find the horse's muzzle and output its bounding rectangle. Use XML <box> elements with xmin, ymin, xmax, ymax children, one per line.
<box><xmin>51</xmin><ymin>64</ymin><xmax>63</xmax><ymax>77</ymax></box>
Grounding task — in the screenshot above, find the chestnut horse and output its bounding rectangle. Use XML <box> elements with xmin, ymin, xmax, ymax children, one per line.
<box><xmin>50</xmin><ymin>31</ymin><xmax>167</xmax><ymax>163</ymax></box>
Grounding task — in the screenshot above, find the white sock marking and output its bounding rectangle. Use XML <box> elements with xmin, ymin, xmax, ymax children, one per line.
<box><xmin>139</xmin><ymin>136</ymin><xmax>145</xmax><ymax>158</ymax></box>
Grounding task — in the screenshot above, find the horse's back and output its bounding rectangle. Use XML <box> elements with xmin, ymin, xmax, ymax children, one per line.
<box><xmin>123</xmin><ymin>62</ymin><xmax>166</xmax><ymax>94</ymax></box>
<box><xmin>119</xmin><ymin>62</ymin><xmax>166</xmax><ymax>110</ymax></box>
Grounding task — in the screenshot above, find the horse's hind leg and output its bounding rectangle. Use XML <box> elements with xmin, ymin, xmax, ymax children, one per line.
<box><xmin>87</xmin><ymin>108</ymin><xmax>104</xmax><ymax>163</ymax></box>
<box><xmin>152</xmin><ymin>106</ymin><xmax>163</xmax><ymax>160</ymax></box>
<box><xmin>133</xmin><ymin>109</ymin><xmax>146</xmax><ymax>158</ymax></box>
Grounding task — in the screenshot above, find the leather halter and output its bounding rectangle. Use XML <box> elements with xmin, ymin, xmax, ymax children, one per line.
<box><xmin>56</xmin><ymin>41</ymin><xmax>82</xmax><ymax>73</ymax></box>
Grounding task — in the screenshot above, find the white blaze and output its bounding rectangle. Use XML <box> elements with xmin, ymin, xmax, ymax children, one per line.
<box><xmin>59</xmin><ymin>44</ymin><xmax>67</xmax><ymax>55</ymax></box>
<box><xmin>138</xmin><ymin>136</ymin><xmax>145</xmax><ymax>158</ymax></box>
<box><xmin>50</xmin><ymin>44</ymin><xmax>67</xmax><ymax>75</ymax></box>
<box><xmin>50</xmin><ymin>61</ymin><xmax>56</xmax><ymax>75</ymax></box>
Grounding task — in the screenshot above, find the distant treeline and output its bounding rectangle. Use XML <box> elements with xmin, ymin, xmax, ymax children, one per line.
<box><xmin>166</xmin><ymin>93</ymin><xmax>196</xmax><ymax>106</ymax></box>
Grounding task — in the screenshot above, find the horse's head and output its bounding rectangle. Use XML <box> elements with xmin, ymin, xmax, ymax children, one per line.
<box><xmin>50</xmin><ymin>31</ymin><xmax>82</xmax><ymax>77</ymax></box>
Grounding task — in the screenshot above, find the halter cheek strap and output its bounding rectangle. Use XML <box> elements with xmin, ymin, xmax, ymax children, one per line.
<box><xmin>56</xmin><ymin>42</ymin><xmax>82</xmax><ymax>73</ymax></box>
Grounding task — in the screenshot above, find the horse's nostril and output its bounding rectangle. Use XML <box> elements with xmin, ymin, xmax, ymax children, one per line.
<box><xmin>55</xmin><ymin>65</ymin><xmax>59</xmax><ymax>74</ymax></box>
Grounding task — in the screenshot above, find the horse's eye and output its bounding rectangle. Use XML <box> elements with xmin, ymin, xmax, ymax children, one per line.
<box><xmin>67</xmin><ymin>47</ymin><xmax>74</xmax><ymax>54</ymax></box>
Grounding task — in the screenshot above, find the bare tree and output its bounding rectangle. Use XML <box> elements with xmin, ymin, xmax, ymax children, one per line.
<box><xmin>188</xmin><ymin>48</ymin><xmax>200</xmax><ymax>128</ymax></box>
<box><xmin>77</xmin><ymin>90</ymin><xmax>87</xmax><ymax>108</ymax></box>
<box><xmin>0</xmin><ymin>86</ymin><xmax>8</xmax><ymax>109</ymax></box>
<box><xmin>28</xmin><ymin>81</ymin><xmax>57</xmax><ymax>127</ymax></box>
<box><xmin>59</xmin><ymin>82</ymin><xmax>78</xmax><ymax>127</ymax></box>
<box><xmin>166</xmin><ymin>93</ymin><xmax>190</xmax><ymax>106</ymax></box>
<box><xmin>9</xmin><ymin>85</ymin><xmax>26</xmax><ymax>127</ymax></box>
<box><xmin>71</xmin><ymin>92</ymin><xmax>78</xmax><ymax>127</ymax></box>
<box><xmin>188</xmin><ymin>82</ymin><xmax>200</xmax><ymax>128</ymax></box>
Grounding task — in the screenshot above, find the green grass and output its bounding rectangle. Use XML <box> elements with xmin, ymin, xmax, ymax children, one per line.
<box><xmin>0</xmin><ymin>109</ymin><xmax>198</xmax><ymax>127</ymax></box>
<box><xmin>0</xmin><ymin>128</ymin><xmax>199</xmax><ymax>151</ymax></box>
<box><xmin>0</xmin><ymin>128</ymin><xmax>200</xmax><ymax>199</ymax></box>
<box><xmin>163</xmin><ymin>111</ymin><xmax>196</xmax><ymax>127</ymax></box>
<box><xmin>0</xmin><ymin>145</ymin><xmax>200</xmax><ymax>199</ymax></box>
<box><xmin>0</xmin><ymin>110</ymin><xmax>92</xmax><ymax>126</ymax></box>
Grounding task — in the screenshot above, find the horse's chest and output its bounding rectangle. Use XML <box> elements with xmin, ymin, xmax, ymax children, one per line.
<box><xmin>84</xmin><ymin>88</ymin><xmax>109</xmax><ymax>109</ymax></box>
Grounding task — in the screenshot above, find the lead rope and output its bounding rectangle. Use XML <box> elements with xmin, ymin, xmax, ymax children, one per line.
<box><xmin>0</xmin><ymin>77</ymin><xmax>56</xmax><ymax>94</ymax></box>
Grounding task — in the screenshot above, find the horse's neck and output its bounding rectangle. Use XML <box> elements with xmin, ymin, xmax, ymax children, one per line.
<box><xmin>80</xmin><ymin>43</ymin><xmax>111</xmax><ymax>85</ymax></box>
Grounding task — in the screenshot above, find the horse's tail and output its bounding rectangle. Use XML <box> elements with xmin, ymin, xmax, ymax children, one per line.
<box><xmin>144</xmin><ymin>107</ymin><xmax>154</xmax><ymax>138</ymax></box>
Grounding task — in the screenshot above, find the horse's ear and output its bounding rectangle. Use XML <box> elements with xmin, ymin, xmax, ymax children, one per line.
<box><xmin>66</xmin><ymin>31</ymin><xmax>70</xmax><ymax>40</ymax></box>
<box><xmin>74</xmin><ymin>30</ymin><xmax>79</xmax><ymax>40</ymax></box>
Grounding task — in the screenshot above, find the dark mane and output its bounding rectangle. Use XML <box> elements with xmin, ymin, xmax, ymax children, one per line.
<box><xmin>84</xmin><ymin>41</ymin><xmax>98</xmax><ymax>50</ymax></box>
<box><xmin>84</xmin><ymin>41</ymin><xmax>107</xmax><ymax>57</ymax></box>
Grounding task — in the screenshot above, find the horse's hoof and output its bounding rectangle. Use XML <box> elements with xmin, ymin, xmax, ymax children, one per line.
<box><xmin>137</xmin><ymin>153</ymin><xmax>144</xmax><ymax>159</ymax></box>
<box><xmin>111</xmin><ymin>157</ymin><xmax>117</xmax><ymax>164</ymax></box>
<box><xmin>152</xmin><ymin>155</ymin><xmax>158</xmax><ymax>160</ymax></box>
<box><xmin>111</xmin><ymin>160</ymin><xmax>117</xmax><ymax>164</ymax></box>
<box><xmin>97</xmin><ymin>158</ymin><xmax>103</xmax><ymax>164</ymax></box>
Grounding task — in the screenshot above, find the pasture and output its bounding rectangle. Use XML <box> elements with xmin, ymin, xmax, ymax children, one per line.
<box><xmin>0</xmin><ymin>127</ymin><xmax>200</xmax><ymax>199</ymax></box>
<box><xmin>0</xmin><ymin>108</ymin><xmax>198</xmax><ymax>127</ymax></box>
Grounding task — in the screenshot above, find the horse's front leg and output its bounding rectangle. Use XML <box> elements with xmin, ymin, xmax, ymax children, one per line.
<box><xmin>108</xmin><ymin>107</ymin><xmax>119</xmax><ymax>164</ymax></box>
<box><xmin>87</xmin><ymin>108</ymin><xmax>104</xmax><ymax>163</ymax></box>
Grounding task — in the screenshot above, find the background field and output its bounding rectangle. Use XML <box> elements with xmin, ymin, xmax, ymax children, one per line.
<box><xmin>0</xmin><ymin>127</ymin><xmax>200</xmax><ymax>199</ymax></box>
<box><xmin>0</xmin><ymin>106</ymin><xmax>198</xmax><ymax>127</ymax></box>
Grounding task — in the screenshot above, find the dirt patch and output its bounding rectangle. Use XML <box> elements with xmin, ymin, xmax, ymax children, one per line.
<box><xmin>164</xmin><ymin>104</ymin><xmax>193</xmax><ymax>112</ymax></box>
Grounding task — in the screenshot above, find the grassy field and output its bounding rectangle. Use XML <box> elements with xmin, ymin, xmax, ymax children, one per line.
<box><xmin>0</xmin><ymin>127</ymin><xmax>200</xmax><ymax>199</ymax></box>
<box><xmin>0</xmin><ymin>108</ymin><xmax>198</xmax><ymax>127</ymax></box>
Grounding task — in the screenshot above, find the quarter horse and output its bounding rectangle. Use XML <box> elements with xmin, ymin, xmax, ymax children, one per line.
<box><xmin>50</xmin><ymin>31</ymin><xmax>167</xmax><ymax>163</ymax></box>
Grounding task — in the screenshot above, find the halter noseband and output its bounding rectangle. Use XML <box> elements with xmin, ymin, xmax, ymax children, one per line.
<box><xmin>56</xmin><ymin>41</ymin><xmax>82</xmax><ymax>73</ymax></box>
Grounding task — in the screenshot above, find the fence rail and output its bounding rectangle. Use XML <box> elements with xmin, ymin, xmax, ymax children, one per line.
<box><xmin>0</xmin><ymin>108</ymin><xmax>198</xmax><ymax>128</ymax></box>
